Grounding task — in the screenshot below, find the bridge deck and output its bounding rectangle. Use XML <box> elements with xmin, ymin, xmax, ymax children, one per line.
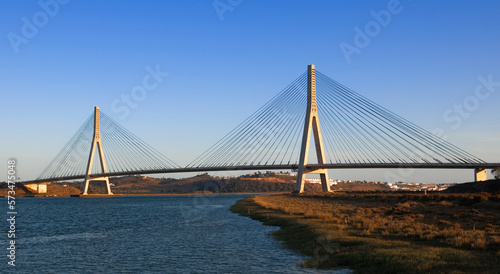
<box><xmin>21</xmin><ymin>163</ymin><xmax>500</xmax><ymax>184</ymax></box>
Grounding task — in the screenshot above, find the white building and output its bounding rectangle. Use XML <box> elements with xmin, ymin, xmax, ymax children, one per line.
<box><xmin>24</xmin><ymin>183</ymin><xmax>47</xmax><ymax>194</ymax></box>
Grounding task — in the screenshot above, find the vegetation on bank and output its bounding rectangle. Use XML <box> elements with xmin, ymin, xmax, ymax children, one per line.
<box><xmin>3</xmin><ymin>175</ymin><xmax>497</xmax><ymax>197</ymax></box>
<box><xmin>231</xmin><ymin>193</ymin><xmax>500</xmax><ymax>273</ymax></box>
<box><xmin>0</xmin><ymin>173</ymin><xmax>315</xmax><ymax>197</ymax></box>
<box><xmin>110</xmin><ymin>172</ymin><xmax>323</xmax><ymax>194</ymax></box>
<box><xmin>95</xmin><ymin>173</ymin><xmax>390</xmax><ymax>194</ymax></box>
<box><xmin>445</xmin><ymin>179</ymin><xmax>500</xmax><ymax>193</ymax></box>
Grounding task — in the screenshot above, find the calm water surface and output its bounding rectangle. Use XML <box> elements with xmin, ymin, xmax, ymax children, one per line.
<box><xmin>2</xmin><ymin>195</ymin><xmax>334</xmax><ymax>273</ymax></box>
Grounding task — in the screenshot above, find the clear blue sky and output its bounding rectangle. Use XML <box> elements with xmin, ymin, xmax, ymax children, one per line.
<box><xmin>2</xmin><ymin>0</ymin><xmax>499</xmax><ymax>183</ymax></box>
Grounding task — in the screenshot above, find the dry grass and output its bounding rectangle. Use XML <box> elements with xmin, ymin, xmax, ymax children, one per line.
<box><xmin>254</xmin><ymin>193</ymin><xmax>500</xmax><ymax>250</ymax></box>
<box><xmin>232</xmin><ymin>192</ymin><xmax>500</xmax><ymax>272</ymax></box>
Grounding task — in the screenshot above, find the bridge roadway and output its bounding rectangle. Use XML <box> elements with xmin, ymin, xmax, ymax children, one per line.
<box><xmin>21</xmin><ymin>162</ymin><xmax>500</xmax><ymax>184</ymax></box>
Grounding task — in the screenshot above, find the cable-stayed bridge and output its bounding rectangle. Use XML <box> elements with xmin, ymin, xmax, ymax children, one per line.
<box><xmin>22</xmin><ymin>65</ymin><xmax>499</xmax><ymax>194</ymax></box>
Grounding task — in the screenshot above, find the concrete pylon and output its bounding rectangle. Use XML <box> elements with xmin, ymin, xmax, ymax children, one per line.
<box><xmin>294</xmin><ymin>65</ymin><xmax>331</xmax><ymax>193</ymax></box>
<box><xmin>82</xmin><ymin>106</ymin><xmax>113</xmax><ymax>195</ymax></box>
<box><xmin>474</xmin><ymin>168</ymin><xmax>487</xmax><ymax>182</ymax></box>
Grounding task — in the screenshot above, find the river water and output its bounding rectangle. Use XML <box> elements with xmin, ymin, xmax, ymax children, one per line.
<box><xmin>2</xmin><ymin>195</ymin><xmax>334</xmax><ymax>273</ymax></box>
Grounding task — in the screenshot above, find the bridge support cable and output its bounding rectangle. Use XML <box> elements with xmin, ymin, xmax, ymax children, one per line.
<box><xmin>99</xmin><ymin>113</ymin><xmax>180</xmax><ymax>171</ymax></box>
<box><xmin>188</xmin><ymin>72</ymin><xmax>308</xmax><ymax>168</ymax></box>
<box><xmin>37</xmin><ymin>114</ymin><xmax>94</xmax><ymax>180</ymax></box>
<box><xmin>36</xmin><ymin>65</ymin><xmax>494</xmax><ymax>187</ymax></box>
<box><xmin>189</xmin><ymin>65</ymin><xmax>489</xmax><ymax>190</ymax></box>
<box><xmin>315</xmin><ymin>71</ymin><xmax>485</xmax><ymax>166</ymax></box>
<box><xmin>36</xmin><ymin>107</ymin><xmax>180</xmax><ymax>183</ymax></box>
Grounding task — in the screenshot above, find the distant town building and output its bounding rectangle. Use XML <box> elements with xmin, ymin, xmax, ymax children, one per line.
<box><xmin>25</xmin><ymin>183</ymin><xmax>47</xmax><ymax>194</ymax></box>
<box><xmin>305</xmin><ymin>178</ymin><xmax>337</xmax><ymax>185</ymax></box>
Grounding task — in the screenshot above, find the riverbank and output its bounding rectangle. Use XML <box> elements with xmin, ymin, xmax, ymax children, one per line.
<box><xmin>231</xmin><ymin>193</ymin><xmax>500</xmax><ymax>273</ymax></box>
<box><xmin>0</xmin><ymin>191</ymin><xmax>289</xmax><ymax>198</ymax></box>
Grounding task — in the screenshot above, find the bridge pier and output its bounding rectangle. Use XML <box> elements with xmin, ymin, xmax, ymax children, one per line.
<box><xmin>295</xmin><ymin>64</ymin><xmax>331</xmax><ymax>193</ymax></box>
<box><xmin>82</xmin><ymin>106</ymin><xmax>113</xmax><ymax>195</ymax></box>
<box><xmin>474</xmin><ymin>168</ymin><xmax>487</xmax><ymax>182</ymax></box>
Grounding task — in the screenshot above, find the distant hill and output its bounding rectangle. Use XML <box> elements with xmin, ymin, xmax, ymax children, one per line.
<box><xmin>0</xmin><ymin>182</ymin><xmax>81</xmax><ymax>197</ymax></box>
<box><xmin>1</xmin><ymin>172</ymin><xmax>398</xmax><ymax>197</ymax></box>
<box><xmin>0</xmin><ymin>183</ymin><xmax>35</xmax><ymax>197</ymax></box>
<box><xmin>110</xmin><ymin>173</ymin><xmax>323</xmax><ymax>194</ymax></box>
<box><xmin>331</xmin><ymin>181</ymin><xmax>392</xmax><ymax>192</ymax></box>
<box><xmin>445</xmin><ymin>179</ymin><xmax>500</xmax><ymax>193</ymax></box>
<box><xmin>108</xmin><ymin>174</ymin><xmax>394</xmax><ymax>194</ymax></box>
<box><xmin>2</xmin><ymin>174</ymin><xmax>318</xmax><ymax>197</ymax></box>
